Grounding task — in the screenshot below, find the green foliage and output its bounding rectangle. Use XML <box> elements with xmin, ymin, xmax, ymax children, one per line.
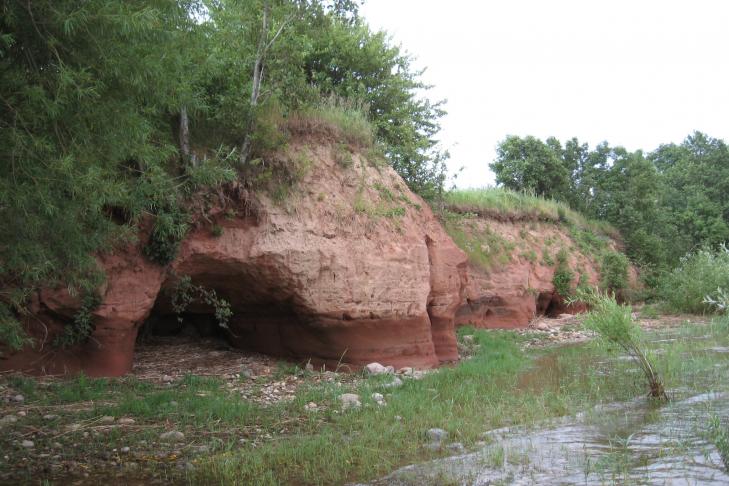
<box><xmin>143</xmin><ymin>209</ymin><xmax>189</xmax><ymax>265</ymax></box>
<box><xmin>552</xmin><ymin>248</ymin><xmax>573</xmax><ymax>296</ymax></box>
<box><xmin>577</xmin><ymin>289</ymin><xmax>667</xmax><ymax>400</ymax></box>
<box><xmin>489</xmin><ymin>132</ymin><xmax>729</xmax><ymax>273</ymax></box>
<box><xmin>54</xmin><ymin>293</ymin><xmax>103</xmax><ymax>348</ymax></box>
<box><xmin>658</xmin><ymin>245</ymin><xmax>729</xmax><ymax>314</ymax></box>
<box><xmin>0</xmin><ymin>303</ymin><xmax>31</xmax><ymax>352</ymax></box>
<box><xmin>708</xmin><ymin>415</ymin><xmax>729</xmax><ymax>471</ymax></box>
<box><xmin>490</xmin><ymin>135</ymin><xmax>571</xmax><ymax>201</ymax></box>
<box><xmin>0</xmin><ymin>0</ymin><xmax>449</xmax><ymax>343</ymax></box>
<box><xmin>601</xmin><ymin>251</ymin><xmax>630</xmax><ymax>292</ymax></box>
<box><xmin>442</xmin><ymin>213</ymin><xmax>513</xmax><ymax>271</ymax></box>
<box><xmin>211</xmin><ymin>224</ymin><xmax>224</xmax><ymax>238</ymax></box>
<box><xmin>171</xmin><ymin>276</ymin><xmax>232</xmax><ymax>329</ymax></box>
<box><xmin>542</xmin><ymin>248</ymin><xmax>555</xmax><ymax>266</ymax></box>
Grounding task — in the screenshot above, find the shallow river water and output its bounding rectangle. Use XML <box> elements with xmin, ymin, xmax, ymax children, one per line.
<box><xmin>368</xmin><ymin>339</ymin><xmax>729</xmax><ymax>486</ymax></box>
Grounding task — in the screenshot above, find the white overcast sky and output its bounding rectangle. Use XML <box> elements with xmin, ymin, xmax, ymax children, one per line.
<box><xmin>361</xmin><ymin>0</ymin><xmax>729</xmax><ymax>188</ymax></box>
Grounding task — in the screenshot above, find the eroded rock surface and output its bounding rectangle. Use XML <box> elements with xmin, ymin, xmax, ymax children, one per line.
<box><xmin>453</xmin><ymin>219</ymin><xmax>635</xmax><ymax>329</ymax></box>
<box><xmin>1</xmin><ymin>140</ymin><xmax>466</xmax><ymax>376</ymax></box>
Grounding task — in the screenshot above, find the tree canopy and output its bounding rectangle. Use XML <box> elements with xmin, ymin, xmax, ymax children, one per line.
<box><xmin>0</xmin><ymin>0</ymin><xmax>449</xmax><ymax>347</ymax></box>
<box><xmin>490</xmin><ymin>132</ymin><xmax>729</xmax><ymax>271</ymax></box>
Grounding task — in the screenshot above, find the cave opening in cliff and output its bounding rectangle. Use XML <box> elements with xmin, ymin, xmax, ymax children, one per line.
<box><xmin>536</xmin><ymin>291</ymin><xmax>567</xmax><ymax>318</ymax></box>
<box><xmin>136</xmin><ymin>275</ymin><xmax>307</xmax><ymax>367</ymax></box>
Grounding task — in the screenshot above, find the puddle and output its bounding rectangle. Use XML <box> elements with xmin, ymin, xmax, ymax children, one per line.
<box><xmin>370</xmin><ymin>391</ymin><xmax>729</xmax><ymax>485</ymax></box>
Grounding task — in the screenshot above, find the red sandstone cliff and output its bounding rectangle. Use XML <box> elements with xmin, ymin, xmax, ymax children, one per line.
<box><xmin>448</xmin><ymin>216</ymin><xmax>637</xmax><ymax>329</ymax></box>
<box><xmin>1</xmin><ymin>140</ymin><xmax>467</xmax><ymax>376</ymax></box>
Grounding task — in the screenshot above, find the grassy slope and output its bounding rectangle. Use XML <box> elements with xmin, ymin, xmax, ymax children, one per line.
<box><xmin>2</xmin><ymin>317</ymin><xmax>728</xmax><ymax>484</ymax></box>
<box><xmin>442</xmin><ymin>188</ymin><xmax>625</xmax><ymax>279</ymax></box>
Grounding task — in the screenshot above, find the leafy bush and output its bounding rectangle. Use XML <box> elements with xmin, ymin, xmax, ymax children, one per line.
<box><xmin>54</xmin><ymin>293</ymin><xmax>103</xmax><ymax>348</ymax></box>
<box><xmin>601</xmin><ymin>251</ymin><xmax>630</xmax><ymax>292</ymax></box>
<box><xmin>143</xmin><ymin>210</ymin><xmax>189</xmax><ymax>266</ymax></box>
<box><xmin>552</xmin><ymin>248</ymin><xmax>573</xmax><ymax>296</ymax></box>
<box><xmin>658</xmin><ymin>245</ymin><xmax>729</xmax><ymax>313</ymax></box>
<box><xmin>577</xmin><ymin>289</ymin><xmax>667</xmax><ymax>400</ymax></box>
<box><xmin>0</xmin><ymin>303</ymin><xmax>31</xmax><ymax>353</ymax></box>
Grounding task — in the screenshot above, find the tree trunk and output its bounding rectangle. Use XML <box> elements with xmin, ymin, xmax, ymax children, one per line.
<box><xmin>240</xmin><ymin>1</ymin><xmax>270</xmax><ymax>165</ymax></box>
<box><xmin>179</xmin><ymin>105</ymin><xmax>193</xmax><ymax>165</ymax></box>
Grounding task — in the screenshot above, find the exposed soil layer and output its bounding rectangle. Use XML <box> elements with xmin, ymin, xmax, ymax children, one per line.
<box><xmin>452</xmin><ymin>218</ymin><xmax>634</xmax><ymax>329</ymax></box>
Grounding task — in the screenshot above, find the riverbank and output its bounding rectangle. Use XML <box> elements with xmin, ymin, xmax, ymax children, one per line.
<box><xmin>1</xmin><ymin>313</ymin><xmax>726</xmax><ymax>485</ymax></box>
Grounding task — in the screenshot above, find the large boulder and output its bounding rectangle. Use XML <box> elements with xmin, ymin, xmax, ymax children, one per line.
<box><xmin>1</xmin><ymin>140</ymin><xmax>466</xmax><ymax>376</ymax></box>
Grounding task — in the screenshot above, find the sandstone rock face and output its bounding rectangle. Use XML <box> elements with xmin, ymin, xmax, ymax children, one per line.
<box><xmin>1</xmin><ymin>140</ymin><xmax>466</xmax><ymax>376</ymax></box>
<box><xmin>452</xmin><ymin>218</ymin><xmax>635</xmax><ymax>329</ymax></box>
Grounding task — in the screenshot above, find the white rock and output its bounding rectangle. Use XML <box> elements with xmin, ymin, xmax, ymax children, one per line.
<box><xmin>99</xmin><ymin>416</ymin><xmax>115</xmax><ymax>424</ymax></box>
<box><xmin>117</xmin><ymin>418</ymin><xmax>135</xmax><ymax>425</ymax></box>
<box><xmin>21</xmin><ymin>440</ymin><xmax>34</xmax><ymax>448</ymax></box>
<box><xmin>426</xmin><ymin>428</ymin><xmax>448</xmax><ymax>443</ymax></box>
<box><xmin>162</xmin><ymin>375</ymin><xmax>174</xmax><ymax>383</ymax></box>
<box><xmin>16</xmin><ymin>411</ymin><xmax>26</xmax><ymax>417</ymax></box>
<box><xmin>339</xmin><ymin>393</ymin><xmax>361</xmax><ymax>410</ymax></box>
<box><xmin>160</xmin><ymin>430</ymin><xmax>185</xmax><ymax>442</ymax></box>
<box><xmin>12</xmin><ymin>394</ymin><xmax>24</xmax><ymax>403</ymax></box>
<box><xmin>383</xmin><ymin>377</ymin><xmax>404</xmax><ymax>389</ymax></box>
<box><xmin>365</xmin><ymin>362</ymin><xmax>394</xmax><ymax>375</ymax></box>
<box><xmin>120</xmin><ymin>446</ymin><xmax>131</xmax><ymax>453</ymax></box>
<box><xmin>462</xmin><ymin>335</ymin><xmax>475</xmax><ymax>344</ymax></box>
<box><xmin>43</xmin><ymin>414</ymin><xmax>59</xmax><ymax>421</ymax></box>
<box><xmin>0</xmin><ymin>415</ymin><xmax>18</xmax><ymax>424</ymax></box>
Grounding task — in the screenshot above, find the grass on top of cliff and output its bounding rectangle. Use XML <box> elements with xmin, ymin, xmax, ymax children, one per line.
<box><xmin>2</xmin><ymin>317</ymin><xmax>728</xmax><ymax>485</ymax></box>
<box><xmin>444</xmin><ymin>188</ymin><xmax>619</xmax><ymax>239</ymax></box>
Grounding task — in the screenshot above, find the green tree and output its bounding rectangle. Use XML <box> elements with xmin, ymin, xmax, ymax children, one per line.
<box><xmin>490</xmin><ymin>135</ymin><xmax>571</xmax><ymax>200</ymax></box>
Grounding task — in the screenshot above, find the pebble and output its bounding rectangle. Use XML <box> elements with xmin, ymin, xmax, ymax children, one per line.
<box><xmin>117</xmin><ymin>418</ymin><xmax>135</xmax><ymax>425</ymax></box>
<box><xmin>371</xmin><ymin>393</ymin><xmax>385</xmax><ymax>405</ymax></box>
<box><xmin>21</xmin><ymin>440</ymin><xmax>34</xmax><ymax>448</ymax></box>
<box><xmin>304</xmin><ymin>402</ymin><xmax>318</xmax><ymax>411</ymax></box>
<box><xmin>160</xmin><ymin>430</ymin><xmax>185</xmax><ymax>442</ymax></box>
<box><xmin>12</xmin><ymin>394</ymin><xmax>24</xmax><ymax>403</ymax></box>
<box><xmin>365</xmin><ymin>362</ymin><xmax>394</xmax><ymax>375</ymax></box>
<box><xmin>170</xmin><ymin>401</ymin><xmax>178</xmax><ymax>407</ymax></box>
<box><xmin>16</xmin><ymin>411</ymin><xmax>26</xmax><ymax>417</ymax></box>
<box><xmin>426</xmin><ymin>428</ymin><xmax>448</xmax><ymax>443</ymax></box>
<box><xmin>120</xmin><ymin>446</ymin><xmax>130</xmax><ymax>453</ymax></box>
<box><xmin>52</xmin><ymin>442</ymin><xmax>63</xmax><ymax>449</ymax></box>
<box><xmin>43</xmin><ymin>414</ymin><xmax>59</xmax><ymax>420</ymax></box>
<box><xmin>162</xmin><ymin>375</ymin><xmax>174</xmax><ymax>383</ymax></box>
<box><xmin>0</xmin><ymin>415</ymin><xmax>18</xmax><ymax>424</ymax></box>
<box><xmin>99</xmin><ymin>416</ymin><xmax>115</xmax><ymax>424</ymax></box>
<box><xmin>339</xmin><ymin>393</ymin><xmax>361</xmax><ymax>410</ymax></box>
<box><xmin>383</xmin><ymin>377</ymin><xmax>403</xmax><ymax>389</ymax></box>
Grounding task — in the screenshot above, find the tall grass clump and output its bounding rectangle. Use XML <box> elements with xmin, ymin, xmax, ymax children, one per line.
<box><xmin>285</xmin><ymin>95</ymin><xmax>374</xmax><ymax>148</ymax></box>
<box><xmin>709</xmin><ymin>415</ymin><xmax>729</xmax><ymax>471</ymax></box>
<box><xmin>443</xmin><ymin>187</ymin><xmax>620</xmax><ymax>241</ymax></box>
<box><xmin>658</xmin><ymin>244</ymin><xmax>729</xmax><ymax>314</ymax></box>
<box><xmin>576</xmin><ymin>289</ymin><xmax>668</xmax><ymax>401</ymax></box>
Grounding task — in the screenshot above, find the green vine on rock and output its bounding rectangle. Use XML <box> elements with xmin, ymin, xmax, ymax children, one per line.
<box><xmin>171</xmin><ymin>276</ymin><xmax>232</xmax><ymax>329</ymax></box>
